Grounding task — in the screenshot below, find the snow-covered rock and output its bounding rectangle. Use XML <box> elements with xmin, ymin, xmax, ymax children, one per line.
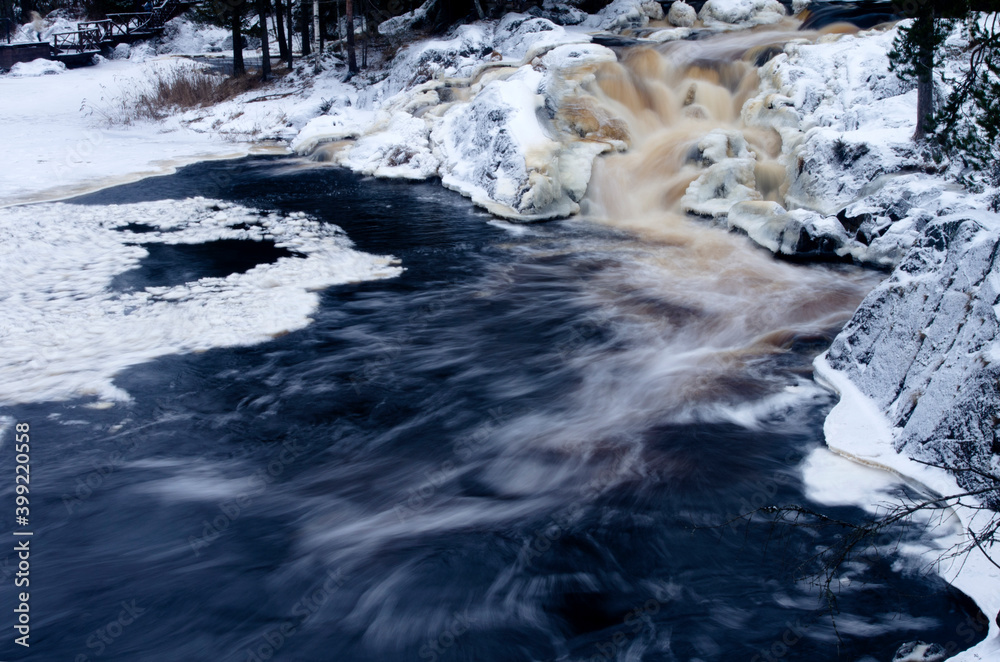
<box><xmin>432</xmin><ymin>46</ymin><xmax>616</xmax><ymax>218</ymax></box>
<box><xmin>157</xmin><ymin>17</ymin><xmax>231</xmax><ymax>55</ymax></box>
<box><xmin>378</xmin><ymin>0</ymin><xmax>435</xmax><ymax>37</ymax></box>
<box><xmin>582</xmin><ymin>0</ymin><xmax>664</xmax><ymax>32</ymax></box>
<box><xmin>727</xmin><ymin>201</ymin><xmax>851</xmax><ymax>258</ymax></box>
<box><xmin>681</xmin><ymin>130</ymin><xmax>761</xmax><ymax>217</ymax></box>
<box><xmin>698</xmin><ymin>0</ymin><xmax>786</xmax><ymax>28</ymax></box>
<box><xmin>732</xmin><ymin>25</ymin><xmax>998</xmax><ymax>266</ymax></box>
<box><xmin>667</xmin><ymin>1</ymin><xmax>697</xmax><ymax>27</ymax></box>
<box><xmin>826</xmin><ymin>211</ymin><xmax>1000</xmax><ymax>506</ymax></box>
<box><xmin>9</xmin><ymin>58</ymin><xmax>65</xmax><ymax>77</ymax></box>
<box><xmin>528</xmin><ymin>1</ymin><xmax>589</xmax><ymax>26</ymax></box>
<box><xmin>295</xmin><ymin>15</ymin><xmax>622</xmax><ymax>220</ymax></box>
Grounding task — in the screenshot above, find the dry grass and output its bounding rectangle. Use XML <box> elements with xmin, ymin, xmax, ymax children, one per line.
<box><xmin>92</xmin><ymin>65</ymin><xmax>272</xmax><ymax>126</ymax></box>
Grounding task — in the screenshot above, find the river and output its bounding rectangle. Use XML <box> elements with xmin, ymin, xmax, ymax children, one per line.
<box><xmin>0</xmin><ymin>155</ymin><xmax>985</xmax><ymax>661</ymax></box>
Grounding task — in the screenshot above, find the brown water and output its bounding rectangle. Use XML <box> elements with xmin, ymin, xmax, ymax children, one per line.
<box><xmin>561</xmin><ymin>25</ymin><xmax>880</xmax><ymax>415</ymax></box>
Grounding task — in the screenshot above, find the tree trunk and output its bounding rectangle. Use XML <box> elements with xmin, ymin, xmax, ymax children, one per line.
<box><xmin>286</xmin><ymin>0</ymin><xmax>293</xmax><ymax>65</ymax></box>
<box><xmin>274</xmin><ymin>0</ymin><xmax>289</xmax><ymax>62</ymax></box>
<box><xmin>345</xmin><ymin>0</ymin><xmax>358</xmax><ymax>73</ymax></box>
<box><xmin>257</xmin><ymin>0</ymin><xmax>271</xmax><ymax>80</ymax></box>
<box><xmin>913</xmin><ymin>6</ymin><xmax>935</xmax><ymax>141</ymax></box>
<box><xmin>312</xmin><ymin>0</ymin><xmax>319</xmax><ymax>52</ymax></box>
<box><xmin>319</xmin><ymin>1</ymin><xmax>325</xmax><ymax>53</ymax></box>
<box><xmin>300</xmin><ymin>0</ymin><xmax>310</xmax><ymax>56</ymax></box>
<box><xmin>2</xmin><ymin>0</ymin><xmax>13</xmax><ymax>43</ymax></box>
<box><xmin>231</xmin><ymin>2</ymin><xmax>245</xmax><ymax>77</ymax></box>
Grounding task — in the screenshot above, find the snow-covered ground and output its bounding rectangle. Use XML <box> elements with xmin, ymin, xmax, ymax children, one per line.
<box><xmin>0</xmin><ymin>56</ymin><xmax>246</xmax><ymax>206</ymax></box>
<box><xmin>0</xmin><ymin>15</ymin><xmax>351</xmax><ymax>207</ymax></box>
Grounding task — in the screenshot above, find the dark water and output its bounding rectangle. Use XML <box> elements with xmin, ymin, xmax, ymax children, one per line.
<box><xmin>0</xmin><ymin>157</ymin><xmax>985</xmax><ymax>661</ymax></box>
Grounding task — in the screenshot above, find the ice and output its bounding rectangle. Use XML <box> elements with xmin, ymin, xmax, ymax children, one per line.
<box><xmin>0</xmin><ymin>198</ymin><xmax>401</xmax><ymax>405</ymax></box>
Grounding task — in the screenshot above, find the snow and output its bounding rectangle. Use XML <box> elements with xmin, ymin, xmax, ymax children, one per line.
<box><xmin>667</xmin><ymin>1</ymin><xmax>697</xmax><ymax>28</ymax></box>
<box><xmin>156</xmin><ymin>17</ymin><xmax>232</xmax><ymax>55</ymax></box>
<box><xmin>814</xmin><ymin>353</ymin><xmax>1000</xmax><ymax>662</ymax></box>
<box><xmin>0</xmin><ymin>47</ymin><xmax>360</xmax><ymax>207</ymax></box>
<box><xmin>0</xmin><ymin>198</ymin><xmax>401</xmax><ymax>405</ymax></box>
<box><xmin>8</xmin><ymin>58</ymin><xmax>66</xmax><ymax>77</ymax></box>
<box><xmin>698</xmin><ymin>0</ymin><xmax>787</xmax><ymax>28</ymax></box>
<box><xmin>0</xmin><ymin>58</ymin><xmax>242</xmax><ymax>206</ymax></box>
<box><xmin>582</xmin><ymin>0</ymin><xmax>664</xmax><ymax>31</ymax></box>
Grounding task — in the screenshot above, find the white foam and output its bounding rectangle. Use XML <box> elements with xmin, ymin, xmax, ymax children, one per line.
<box><xmin>0</xmin><ymin>198</ymin><xmax>402</xmax><ymax>405</ymax></box>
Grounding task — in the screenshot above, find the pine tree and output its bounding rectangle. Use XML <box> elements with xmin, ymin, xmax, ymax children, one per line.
<box><xmin>889</xmin><ymin>2</ymin><xmax>1000</xmax><ymax>202</ymax></box>
<box><xmin>934</xmin><ymin>13</ymin><xmax>1000</xmax><ymax>198</ymax></box>
<box><xmin>888</xmin><ymin>3</ymin><xmax>951</xmax><ymax>141</ymax></box>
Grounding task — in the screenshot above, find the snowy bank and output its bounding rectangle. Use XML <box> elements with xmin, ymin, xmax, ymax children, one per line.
<box><xmin>811</xmin><ymin>211</ymin><xmax>1000</xmax><ymax>658</ymax></box>
<box><xmin>735</xmin><ymin>22</ymin><xmax>996</xmax><ymax>267</ymax></box>
<box><xmin>294</xmin><ymin>14</ymin><xmax>625</xmax><ymax>219</ymax></box>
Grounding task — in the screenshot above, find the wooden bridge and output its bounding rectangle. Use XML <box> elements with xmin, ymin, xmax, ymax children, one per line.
<box><xmin>2</xmin><ymin>0</ymin><xmax>195</xmax><ymax>67</ymax></box>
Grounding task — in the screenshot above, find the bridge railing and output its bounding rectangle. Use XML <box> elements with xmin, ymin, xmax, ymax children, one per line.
<box><xmin>51</xmin><ymin>27</ymin><xmax>102</xmax><ymax>53</ymax></box>
<box><xmin>105</xmin><ymin>12</ymin><xmax>156</xmax><ymax>38</ymax></box>
<box><xmin>77</xmin><ymin>20</ymin><xmax>113</xmax><ymax>43</ymax></box>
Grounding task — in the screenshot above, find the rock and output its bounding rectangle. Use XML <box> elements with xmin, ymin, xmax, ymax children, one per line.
<box><xmin>681</xmin><ymin>130</ymin><xmax>761</xmax><ymax>217</ymax></box>
<box><xmin>698</xmin><ymin>0</ymin><xmax>787</xmax><ymax>27</ymax></box>
<box><xmin>667</xmin><ymin>1</ymin><xmax>697</xmax><ymax>27</ymax></box>
<box><xmin>727</xmin><ymin>201</ymin><xmax>850</xmax><ymax>258</ymax></box>
<box><xmin>377</xmin><ymin>0</ymin><xmax>434</xmax><ymax>37</ymax></box>
<box><xmin>641</xmin><ymin>1</ymin><xmax>665</xmax><ymax>21</ymax></box>
<box><xmin>827</xmin><ymin>212</ymin><xmax>1000</xmax><ymax>508</ymax></box>
<box><xmin>528</xmin><ymin>1</ymin><xmax>589</xmax><ymax>25</ymax></box>
<box><xmin>582</xmin><ymin>0</ymin><xmax>656</xmax><ymax>32</ymax></box>
<box><xmin>892</xmin><ymin>641</ymin><xmax>949</xmax><ymax>662</ymax></box>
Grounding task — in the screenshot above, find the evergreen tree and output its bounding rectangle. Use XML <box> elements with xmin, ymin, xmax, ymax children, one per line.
<box><xmin>889</xmin><ymin>2</ymin><xmax>1000</xmax><ymax>201</ymax></box>
<box><xmin>934</xmin><ymin>13</ymin><xmax>1000</xmax><ymax>198</ymax></box>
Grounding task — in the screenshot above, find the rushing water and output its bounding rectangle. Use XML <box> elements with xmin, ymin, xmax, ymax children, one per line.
<box><xmin>0</xmin><ymin>157</ymin><xmax>986</xmax><ymax>661</ymax></box>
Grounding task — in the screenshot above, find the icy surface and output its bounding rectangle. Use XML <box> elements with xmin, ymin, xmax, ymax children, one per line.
<box><xmin>0</xmin><ymin>199</ymin><xmax>401</xmax><ymax>405</ymax></box>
